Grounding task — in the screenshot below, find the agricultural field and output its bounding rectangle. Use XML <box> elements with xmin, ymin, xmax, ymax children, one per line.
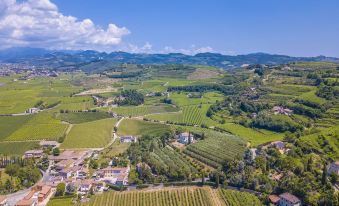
<box><xmin>218</xmin><ymin>189</ymin><xmax>263</xmax><ymax>206</ymax></box>
<box><xmin>183</xmin><ymin>128</ymin><xmax>246</xmax><ymax>168</ymax></box>
<box><xmin>5</xmin><ymin>112</ymin><xmax>68</xmax><ymax>141</ymax></box>
<box><xmin>0</xmin><ymin>141</ymin><xmax>40</xmax><ymax>155</ymax></box>
<box><xmin>147</xmin><ymin>104</ymin><xmax>216</xmax><ymax>126</ymax></box>
<box><xmin>46</xmin><ymin>197</ymin><xmax>74</xmax><ymax>206</ymax></box>
<box><xmin>80</xmin><ymin>187</ymin><xmax>214</xmax><ymax>206</ymax></box>
<box><xmin>111</xmin><ymin>104</ymin><xmax>179</xmax><ymax>117</ymax></box>
<box><xmin>56</xmin><ymin>112</ymin><xmax>112</xmax><ymax>124</ymax></box>
<box><xmin>218</xmin><ymin>123</ymin><xmax>285</xmax><ymax>146</ymax></box>
<box><xmin>0</xmin><ymin>115</ymin><xmax>32</xmax><ymax>141</ymax></box>
<box><xmin>61</xmin><ymin>118</ymin><xmax>117</xmax><ymax>149</ymax></box>
<box><xmin>117</xmin><ymin>119</ymin><xmax>172</xmax><ymax>137</ymax></box>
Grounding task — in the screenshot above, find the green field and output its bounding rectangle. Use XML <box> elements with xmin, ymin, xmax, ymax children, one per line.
<box><xmin>61</xmin><ymin>118</ymin><xmax>117</xmax><ymax>149</ymax></box>
<box><xmin>117</xmin><ymin>119</ymin><xmax>172</xmax><ymax>137</ymax></box>
<box><xmin>218</xmin><ymin>123</ymin><xmax>284</xmax><ymax>146</ymax></box>
<box><xmin>219</xmin><ymin>189</ymin><xmax>263</xmax><ymax>206</ymax></box>
<box><xmin>5</xmin><ymin>112</ymin><xmax>67</xmax><ymax>141</ymax></box>
<box><xmin>57</xmin><ymin>112</ymin><xmax>112</xmax><ymax>124</ymax></box>
<box><xmin>111</xmin><ymin>104</ymin><xmax>179</xmax><ymax>117</ymax></box>
<box><xmin>46</xmin><ymin>197</ymin><xmax>74</xmax><ymax>206</ymax></box>
<box><xmin>0</xmin><ymin>115</ymin><xmax>32</xmax><ymax>141</ymax></box>
<box><xmin>0</xmin><ymin>141</ymin><xmax>40</xmax><ymax>155</ymax></box>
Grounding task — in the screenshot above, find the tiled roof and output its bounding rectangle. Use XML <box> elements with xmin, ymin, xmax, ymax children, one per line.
<box><xmin>279</xmin><ymin>193</ymin><xmax>300</xmax><ymax>204</ymax></box>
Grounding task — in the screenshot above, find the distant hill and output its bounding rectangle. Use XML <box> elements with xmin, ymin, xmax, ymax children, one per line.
<box><xmin>0</xmin><ymin>47</ymin><xmax>338</xmax><ymax>70</ymax></box>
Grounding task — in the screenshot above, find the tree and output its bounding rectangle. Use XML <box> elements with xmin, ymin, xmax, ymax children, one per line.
<box><xmin>4</xmin><ymin>179</ymin><xmax>13</xmax><ymax>192</ymax></box>
<box><xmin>321</xmin><ymin>163</ymin><xmax>327</xmax><ymax>185</ymax></box>
<box><xmin>201</xmin><ymin>171</ymin><xmax>206</xmax><ymax>185</ymax></box>
<box><xmin>5</xmin><ymin>164</ymin><xmax>19</xmax><ymax>179</ymax></box>
<box><xmin>215</xmin><ymin>172</ymin><xmax>220</xmax><ymax>188</ymax></box>
<box><xmin>329</xmin><ymin>172</ymin><xmax>338</xmax><ymax>184</ymax></box>
<box><xmin>55</xmin><ymin>183</ymin><xmax>65</xmax><ymax>196</ymax></box>
<box><xmin>52</xmin><ymin>148</ymin><xmax>60</xmax><ymax>156</ymax></box>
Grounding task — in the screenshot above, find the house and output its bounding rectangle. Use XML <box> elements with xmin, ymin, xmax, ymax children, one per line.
<box><xmin>272</xmin><ymin>141</ymin><xmax>285</xmax><ymax>150</ymax></box>
<box><xmin>92</xmin><ymin>181</ymin><xmax>106</xmax><ymax>193</ymax></box>
<box><xmin>279</xmin><ymin>193</ymin><xmax>301</xmax><ymax>206</ymax></box>
<box><xmin>37</xmin><ymin>185</ymin><xmax>52</xmax><ymax>202</ymax></box>
<box><xmin>178</xmin><ymin>132</ymin><xmax>194</xmax><ymax>144</ymax></box>
<box><xmin>328</xmin><ymin>161</ymin><xmax>339</xmax><ymax>175</ymax></box>
<box><xmin>24</xmin><ymin>150</ymin><xmax>43</xmax><ymax>159</ymax></box>
<box><xmin>120</xmin><ymin>136</ymin><xmax>137</xmax><ymax>143</ymax></box>
<box><xmin>269</xmin><ymin>195</ymin><xmax>280</xmax><ymax>205</ymax></box>
<box><xmin>59</xmin><ymin>167</ymin><xmax>79</xmax><ymax>179</ymax></box>
<box><xmin>0</xmin><ymin>195</ymin><xmax>7</xmax><ymax>206</ymax></box>
<box><xmin>272</xmin><ymin>106</ymin><xmax>293</xmax><ymax>116</ymax></box>
<box><xmin>76</xmin><ymin>167</ymin><xmax>89</xmax><ymax>179</ymax></box>
<box><xmin>116</xmin><ymin>174</ymin><xmax>128</xmax><ymax>186</ymax></box>
<box><xmin>26</xmin><ymin>108</ymin><xmax>40</xmax><ymax>114</ymax></box>
<box><xmin>78</xmin><ymin>180</ymin><xmax>93</xmax><ymax>193</ymax></box>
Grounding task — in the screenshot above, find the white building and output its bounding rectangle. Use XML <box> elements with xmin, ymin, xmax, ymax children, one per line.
<box><xmin>120</xmin><ymin>136</ymin><xmax>137</xmax><ymax>143</ymax></box>
<box><xmin>178</xmin><ymin>132</ymin><xmax>194</xmax><ymax>144</ymax></box>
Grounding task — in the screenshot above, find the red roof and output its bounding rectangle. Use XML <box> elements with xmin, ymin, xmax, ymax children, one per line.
<box><xmin>269</xmin><ymin>195</ymin><xmax>280</xmax><ymax>203</ymax></box>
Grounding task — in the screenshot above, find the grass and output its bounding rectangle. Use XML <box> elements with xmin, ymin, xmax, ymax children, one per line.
<box><xmin>56</xmin><ymin>112</ymin><xmax>112</xmax><ymax>124</ymax></box>
<box><xmin>61</xmin><ymin>118</ymin><xmax>117</xmax><ymax>149</ymax></box>
<box><xmin>79</xmin><ymin>187</ymin><xmax>214</xmax><ymax>206</ymax></box>
<box><xmin>46</xmin><ymin>197</ymin><xmax>74</xmax><ymax>206</ymax></box>
<box><xmin>117</xmin><ymin>119</ymin><xmax>172</xmax><ymax>137</ymax></box>
<box><xmin>0</xmin><ymin>141</ymin><xmax>40</xmax><ymax>155</ymax></box>
<box><xmin>218</xmin><ymin>123</ymin><xmax>284</xmax><ymax>146</ymax></box>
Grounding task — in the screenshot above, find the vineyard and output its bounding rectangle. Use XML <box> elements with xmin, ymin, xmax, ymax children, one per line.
<box><xmin>111</xmin><ymin>105</ymin><xmax>179</xmax><ymax>117</ymax></box>
<box><xmin>5</xmin><ymin>112</ymin><xmax>67</xmax><ymax>141</ymax></box>
<box><xmin>61</xmin><ymin>118</ymin><xmax>117</xmax><ymax>149</ymax></box>
<box><xmin>57</xmin><ymin>112</ymin><xmax>112</xmax><ymax>124</ymax></box>
<box><xmin>80</xmin><ymin>187</ymin><xmax>214</xmax><ymax>206</ymax></box>
<box><xmin>0</xmin><ymin>115</ymin><xmax>31</xmax><ymax>141</ymax></box>
<box><xmin>148</xmin><ymin>146</ymin><xmax>199</xmax><ymax>179</ymax></box>
<box><xmin>184</xmin><ymin>132</ymin><xmax>246</xmax><ymax>168</ymax></box>
<box><xmin>218</xmin><ymin>189</ymin><xmax>263</xmax><ymax>206</ymax></box>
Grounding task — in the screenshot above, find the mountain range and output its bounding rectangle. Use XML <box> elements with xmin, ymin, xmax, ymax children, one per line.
<box><xmin>0</xmin><ymin>47</ymin><xmax>338</xmax><ymax>70</ymax></box>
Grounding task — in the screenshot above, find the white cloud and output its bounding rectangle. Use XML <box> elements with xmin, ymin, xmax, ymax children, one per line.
<box><xmin>0</xmin><ymin>0</ymin><xmax>130</xmax><ymax>51</ymax></box>
<box><xmin>160</xmin><ymin>45</ymin><xmax>214</xmax><ymax>55</ymax></box>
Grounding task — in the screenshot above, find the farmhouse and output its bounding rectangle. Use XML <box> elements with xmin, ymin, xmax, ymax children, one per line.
<box><xmin>24</xmin><ymin>150</ymin><xmax>43</xmax><ymax>159</ymax></box>
<box><xmin>178</xmin><ymin>132</ymin><xmax>194</xmax><ymax>144</ymax></box>
<box><xmin>120</xmin><ymin>136</ymin><xmax>137</xmax><ymax>143</ymax></box>
<box><xmin>0</xmin><ymin>195</ymin><xmax>7</xmax><ymax>206</ymax></box>
<box><xmin>279</xmin><ymin>193</ymin><xmax>301</xmax><ymax>206</ymax></box>
<box><xmin>328</xmin><ymin>161</ymin><xmax>339</xmax><ymax>175</ymax></box>
<box><xmin>269</xmin><ymin>195</ymin><xmax>280</xmax><ymax>205</ymax></box>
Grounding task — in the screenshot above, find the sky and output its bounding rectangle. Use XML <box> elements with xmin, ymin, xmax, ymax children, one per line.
<box><xmin>1</xmin><ymin>0</ymin><xmax>339</xmax><ymax>57</ymax></box>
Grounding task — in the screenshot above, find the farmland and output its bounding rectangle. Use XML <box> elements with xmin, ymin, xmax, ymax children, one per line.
<box><xmin>111</xmin><ymin>104</ymin><xmax>179</xmax><ymax>117</ymax></box>
<box><xmin>5</xmin><ymin>112</ymin><xmax>68</xmax><ymax>141</ymax></box>
<box><xmin>80</xmin><ymin>187</ymin><xmax>214</xmax><ymax>206</ymax></box>
<box><xmin>184</xmin><ymin>131</ymin><xmax>246</xmax><ymax>168</ymax></box>
<box><xmin>61</xmin><ymin>118</ymin><xmax>117</xmax><ymax>149</ymax></box>
<box><xmin>0</xmin><ymin>141</ymin><xmax>40</xmax><ymax>155</ymax></box>
<box><xmin>117</xmin><ymin>119</ymin><xmax>172</xmax><ymax>137</ymax></box>
<box><xmin>57</xmin><ymin>111</ymin><xmax>112</xmax><ymax>124</ymax></box>
<box><xmin>219</xmin><ymin>189</ymin><xmax>263</xmax><ymax>206</ymax></box>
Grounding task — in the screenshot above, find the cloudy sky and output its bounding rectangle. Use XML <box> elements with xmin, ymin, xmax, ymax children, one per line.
<box><xmin>1</xmin><ymin>0</ymin><xmax>339</xmax><ymax>56</ymax></box>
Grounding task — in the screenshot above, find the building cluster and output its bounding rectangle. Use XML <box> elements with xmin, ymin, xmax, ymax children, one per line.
<box><xmin>269</xmin><ymin>193</ymin><xmax>301</xmax><ymax>206</ymax></box>
<box><xmin>0</xmin><ymin>63</ymin><xmax>58</xmax><ymax>78</ymax></box>
<box><xmin>14</xmin><ymin>183</ymin><xmax>52</xmax><ymax>206</ymax></box>
<box><xmin>145</xmin><ymin>92</ymin><xmax>169</xmax><ymax>97</ymax></box>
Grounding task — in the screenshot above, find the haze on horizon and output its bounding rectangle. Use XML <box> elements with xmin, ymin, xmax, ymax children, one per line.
<box><xmin>0</xmin><ymin>0</ymin><xmax>338</xmax><ymax>57</ymax></box>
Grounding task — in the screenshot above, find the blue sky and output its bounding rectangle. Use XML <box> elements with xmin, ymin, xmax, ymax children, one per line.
<box><xmin>1</xmin><ymin>0</ymin><xmax>339</xmax><ymax>56</ymax></box>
